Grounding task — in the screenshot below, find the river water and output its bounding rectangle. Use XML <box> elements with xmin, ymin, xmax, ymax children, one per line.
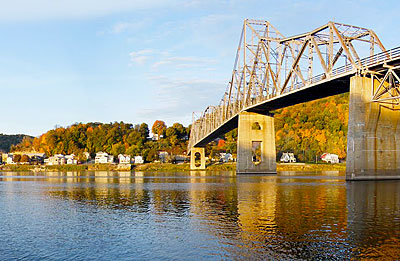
<box><xmin>0</xmin><ymin>171</ymin><xmax>399</xmax><ymax>260</ymax></box>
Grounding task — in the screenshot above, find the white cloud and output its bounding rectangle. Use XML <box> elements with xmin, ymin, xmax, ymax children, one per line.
<box><xmin>129</xmin><ymin>49</ymin><xmax>155</xmax><ymax>65</ymax></box>
<box><xmin>129</xmin><ymin>48</ymin><xmax>216</xmax><ymax>70</ymax></box>
<box><xmin>138</xmin><ymin>75</ymin><xmax>226</xmax><ymax>125</ymax></box>
<box><xmin>110</xmin><ymin>21</ymin><xmax>145</xmax><ymax>34</ymax></box>
<box><xmin>152</xmin><ymin>56</ymin><xmax>216</xmax><ymax>69</ymax></box>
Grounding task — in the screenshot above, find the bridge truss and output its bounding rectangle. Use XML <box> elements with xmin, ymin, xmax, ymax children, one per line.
<box><xmin>189</xmin><ymin>19</ymin><xmax>400</xmax><ymax>151</ymax></box>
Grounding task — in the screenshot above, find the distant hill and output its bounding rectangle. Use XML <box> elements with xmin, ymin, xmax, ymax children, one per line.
<box><xmin>0</xmin><ymin>134</ymin><xmax>33</xmax><ymax>153</ymax></box>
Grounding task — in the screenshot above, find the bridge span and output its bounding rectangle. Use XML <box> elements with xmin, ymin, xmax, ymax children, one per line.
<box><xmin>188</xmin><ymin>19</ymin><xmax>400</xmax><ymax>180</ymax></box>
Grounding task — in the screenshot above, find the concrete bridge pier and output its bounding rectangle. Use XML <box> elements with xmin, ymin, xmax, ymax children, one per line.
<box><xmin>237</xmin><ymin>111</ymin><xmax>277</xmax><ymax>174</ymax></box>
<box><xmin>346</xmin><ymin>76</ymin><xmax>400</xmax><ymax>180</ymax></box>
<box><xmin>190</xmin><ymin>147</ymin><xmax>206</xmax><ymax>170</ymax></box>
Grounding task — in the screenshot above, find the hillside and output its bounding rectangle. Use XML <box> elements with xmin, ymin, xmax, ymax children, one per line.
<box><xmin>209</xmin><ymin>93</ymin><xmax>349</xmax><ymax>162</ymax></box>
<box><xmin>0</xmin><ymin>134</ymin><xmax>33</xmax><ymax>153</ymax></box>
<box><xmin>10</xmin><ymin>121</ymin><xmax>189</xmax><ymax>162</ymax></box>
<box><xmin>274</xmin><ymin>93</ymin><xmax>349</xmax><ymax>162</ymax></box>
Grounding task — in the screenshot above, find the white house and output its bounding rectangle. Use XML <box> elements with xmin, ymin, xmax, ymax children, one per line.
<box><xmin>159</xmin><ymin>151</ymin><xmax>169</xmax><ymax>163</ymax></box>
<box><xmin>219</xmin><ymin>153</ymin><xmax>233</xmax><ymax>162</ymax></box>
<box><xmin>280</xmin><ymin>152</ymin><xmax>296</xmax><ymax>163</ymax></box>
<box><xmin>95</xmin><ymin>152</ymin><xmax>114</xmax><ymax>164</ymax></box>
<box><xmin>321</xmin><ymin>153</ymin><xmax>339</xmax><ymax>163</ymax></box>
<box><xmin>118</xmin><ymin>154</ymin><xmax>131</xmax><ymax>164</ymax></box>
<box><xmin>152</xmin><ymin>134</ymin><xmax>163</xmax><ymax>141</ymax></box>
<box><xmin>83</xmin><ymin>152</ymin><xmax>90</xmax><ymax>160</ymax></box>
<box><xmin>45</xmin><ymin>154</ymin><xmax>66</xmax><ymax>165</ymax></box>
<box><xmin>65</xmin><ymin>154</ymin><xmax>78</xmax><ymax>165</ymax></box>
<box><xmin>134</xmin><ymin>156</ymin><xmax>144</xmax><ymax>164</ymax></box>
<box><xmin>5</xmin><ymin>154</ymin><xmax>15</xmax><ymax>164</ymax></box>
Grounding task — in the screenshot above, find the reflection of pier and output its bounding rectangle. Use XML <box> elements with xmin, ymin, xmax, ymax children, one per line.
<box><xmin>347</xmin><ymin>181</ymin><xmax>400</xmax><ymax>258</ymax></box>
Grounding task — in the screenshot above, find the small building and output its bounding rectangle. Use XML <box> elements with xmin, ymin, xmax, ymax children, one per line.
<box><xmin>118</xmin><ymin>154</ymin><xmax>131</xmax><ymax>164</ymax></box>
<box><xmin>134</xmin><ymin>156</ymin><xmax>144</xmax><ymax>164</ymax></box>
<box><xmin>173</xmin><ymin>155</ymin><xmax>188</xmax><ymax>164</ymax></box>
<box><xmin>4</xmin><ymin>154</ymin><xmax>15</xmax><ymax>164</ymax></box>
<box><xmin>321</xmin><ymin>153</ymin><xmax>339</xmax><ymax>164</ymax></box>
<box><xmin>152</xmin><ymin>134</ymin><xmax>163</xmax><ymax>141</ymax></box>
<box><xmin>159</xmin><ymin>151</ymin><xmax>169</xmax><ymax>163</ymax></box>
<box><xmin>45</xmin><ymin>154</ymin><xmax>66</xmax><ymax>165</ymax></box>
<box><xmin>30</xmin><ymin>155</ymin><xmax>45</xmax><ymax>165</ymax></box>
<box><xmin>95</xmin><ymin>152</ymin><xmax>114</xmax><ymax>164</ymax></box>
<box><xmin>65</xmin><ymin>154</ymin><xmax>78</xmax><ymax>165</ymax></box>
<box><xmin>219</xmin><ymin>153</ymin><xmax>233</xmax><ymax>163</ymax></box>
<box><xmin>83</xmin><ymin>152</ymin><xmax>90</xmax><ymax>160</ymax></box>
<box><xmin>280</xmin><ymin>152</ymin><xmax>296</xmax><ymax>163</ymax></box>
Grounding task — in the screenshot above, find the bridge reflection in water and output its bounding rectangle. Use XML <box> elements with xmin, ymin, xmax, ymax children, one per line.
<box><xmin>1</xmin><ymin>172</ymin><xmax>398</xmax><ymax>259</ymax></box>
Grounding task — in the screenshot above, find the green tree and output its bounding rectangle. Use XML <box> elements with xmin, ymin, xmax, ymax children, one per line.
<box><xmin>110</xmin><ymin>143</ymin><xmax>125</xmax><ymax>156</ymax></box>
<box><xmin>146</xmin><ymin>149</ymin><xmax>159</xmax><ymax>162</ymax></box>
<box><xmin>139</xmin><ymin>123</ymin><xmax>150</xmax><ymax>139</ymax></box>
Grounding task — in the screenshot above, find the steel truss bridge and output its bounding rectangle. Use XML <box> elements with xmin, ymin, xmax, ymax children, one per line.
<box><xmin>188</xmin><ymin>19</ymin><xmax>400</xmax><ymax>152</ymax></box>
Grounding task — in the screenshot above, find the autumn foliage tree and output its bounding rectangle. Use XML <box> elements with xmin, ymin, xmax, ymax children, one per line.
<box><xmin>274</xmin><ymin>93</ymin><xmax>348</xmax><ymax>162</ymax></box>
<box><xmin>207</xmin><ymin>93</ymin><xmax>349</xmax><ymax>162</ymax></box>
<box><xmin>11</xmin><ymin>121</ymin><xmax>190</xmax><ymax>163</ymax></box>
<box><xmin>152</xmin><ymin>120</ymin><xmax>167</xmax><ymax>138</ymax></box>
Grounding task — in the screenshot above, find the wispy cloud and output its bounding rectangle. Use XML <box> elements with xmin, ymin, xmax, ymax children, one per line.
<box><xmin>137</xmin><ymin>75</ymin><xmax>225</xmax><ymax>125</ymax></box>
<box><xmin>129</xmin><ymin>49</ymin><xmax>156</xmax><ymax>65</ymax></box>
<box><xmin>152</xmin><ymin>56</ymin><xmax>215</xmax><ymax>69</ymax></box>
<box><xmin>111</xmin><ymin>21</ymin><xmax>146</xmax><ymax>34</ymax></box>
<box><xmin>129</xmin><ymin>48</ymin><xmax>216</xmax><ymax>71</ymax></box>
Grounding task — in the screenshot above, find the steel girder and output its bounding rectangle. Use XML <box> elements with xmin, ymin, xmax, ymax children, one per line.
<box><xmin>188</xmin><ymin>20</ymin><xmax>389</xmax><ymax>152</ymax></box>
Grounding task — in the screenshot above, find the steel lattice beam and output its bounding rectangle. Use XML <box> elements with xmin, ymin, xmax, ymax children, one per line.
<box><xmin>188</xmin><ymin>19</ymin><xmax>392</xmax><ymax>152</ymax></box>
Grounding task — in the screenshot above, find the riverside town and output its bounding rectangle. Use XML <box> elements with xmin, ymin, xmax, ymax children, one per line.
<box><xmin>1</xmin><ymin>1</ymin><xmax>399</xmax><ymax>259</ymax></box>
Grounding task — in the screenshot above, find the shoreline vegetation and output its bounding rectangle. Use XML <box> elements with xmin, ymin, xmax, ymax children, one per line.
<box><xmin>0</xmin><ymin>162</ymin><xmax>346</xmax><ymax>172</ymax></box>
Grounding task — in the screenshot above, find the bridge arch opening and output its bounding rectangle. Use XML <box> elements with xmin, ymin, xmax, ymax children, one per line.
<box><xmin>252</xmin><ymin>141</ymin><xmax>262</xmax><ymax>165</ymax></box>
<box><xmin>194</xmin><ymin>152</ymin><xmax>202</xmax><ymax>167</ymax></box>
<box><xmin>252</xmin><ymin>122</ymin><xmax>261</xmax><ymax>130</ymax></box>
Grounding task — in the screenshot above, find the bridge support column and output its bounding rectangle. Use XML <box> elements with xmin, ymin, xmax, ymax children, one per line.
<box><xmin>237</xmin><ymin>112</ymin><xmax>276</xmax><ymax>174</ymax></box>
<box><xmin>190</xmin><ymin>147</ymin><xmax>206</xmax><ymax>170</ymax></box>
<box><xmin>346</xmin><ymin>76</ymin><xmax>400</xmax><ymax>180</ymax></box>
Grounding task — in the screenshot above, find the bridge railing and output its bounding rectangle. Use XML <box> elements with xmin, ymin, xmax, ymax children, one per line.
<box><xmin>189</xmin><ymin>46</ymin><xmax>400</xmax><ymax>151</ymax></box>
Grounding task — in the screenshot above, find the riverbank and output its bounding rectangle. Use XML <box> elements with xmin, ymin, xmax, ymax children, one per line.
<box><xmin>277</xmin><ymin>162</ymin><xmax>346</xmax><ymax>171</ymax></box>
<box><xmin>0</xmin><ymin>162</ymin><xmax>346</xmax><ymax>172</ymax></box>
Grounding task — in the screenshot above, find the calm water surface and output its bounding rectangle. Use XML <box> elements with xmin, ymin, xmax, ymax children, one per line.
<box><xmin>0</xmin><ymin>171</ymin><xmax>399</xmax><ymax>260</ymax></box>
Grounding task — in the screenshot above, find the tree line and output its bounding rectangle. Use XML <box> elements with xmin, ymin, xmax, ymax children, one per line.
<box><xmin>11</xmin><ymin>121</ymin><xmax>190</xmax><ymax>163</ymax></box>
<box><xmin>11</xmin><ymin>93</ymin><xmax>349</xmax><ymax>163</ymax></box>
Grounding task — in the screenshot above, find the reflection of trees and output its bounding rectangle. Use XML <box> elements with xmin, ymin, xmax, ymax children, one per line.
<box><xmin>47</xmin><ymin>173</ymin><xmax>152</xmax><ymax>212</ymax></box>
<box><xmin>347</xmin><ymin>181</ymin><xmax>400</xmax><ymax>259</ymax></box>
<box><xmin>188</xmin><ymin>174</ymin><xmax>240</xmax><ymax>238</ymax></box>
<box><xmin>234</xmin><ymin>176</ymin><xmax>350</xmax><ymax>259</ymax></box>
<box><xmin>271</xmin><ymin>178</ymin><xmax>348</xmax><ymax>259</ymax></box>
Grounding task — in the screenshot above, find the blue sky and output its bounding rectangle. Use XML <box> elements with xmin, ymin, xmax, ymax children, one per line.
<box><xmin>1</xmin><ymin>0</ymin><xmax>400</xmax><ymax>136</ymax></box>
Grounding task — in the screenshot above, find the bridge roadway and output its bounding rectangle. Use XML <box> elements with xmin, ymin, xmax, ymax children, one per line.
<box><xmin>191</xmin><ymin>46</ymin><xmax>400</xmax><ymax>148</ymax></box>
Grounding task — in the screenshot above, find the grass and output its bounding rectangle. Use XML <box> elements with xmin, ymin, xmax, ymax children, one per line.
<box><xmin>134</xmin><ymin>163</ymin><xmax>190</xmax><ymax>172</ymax></box>
<box><xmin>0</xmin><ymin>162</ymin><xmax>346</xmax><ymax>172</ymax></box>
<box><xmin>277</xmin><ymin>162</ymin><xmax>346</xmax><ymax>171</ymax></box>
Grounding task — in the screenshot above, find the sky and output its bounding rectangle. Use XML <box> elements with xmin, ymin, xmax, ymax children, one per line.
<box><xmin>1</xmin><ymin>0</ymin><xmax>400</xmax><ymax>136</ymax></box>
